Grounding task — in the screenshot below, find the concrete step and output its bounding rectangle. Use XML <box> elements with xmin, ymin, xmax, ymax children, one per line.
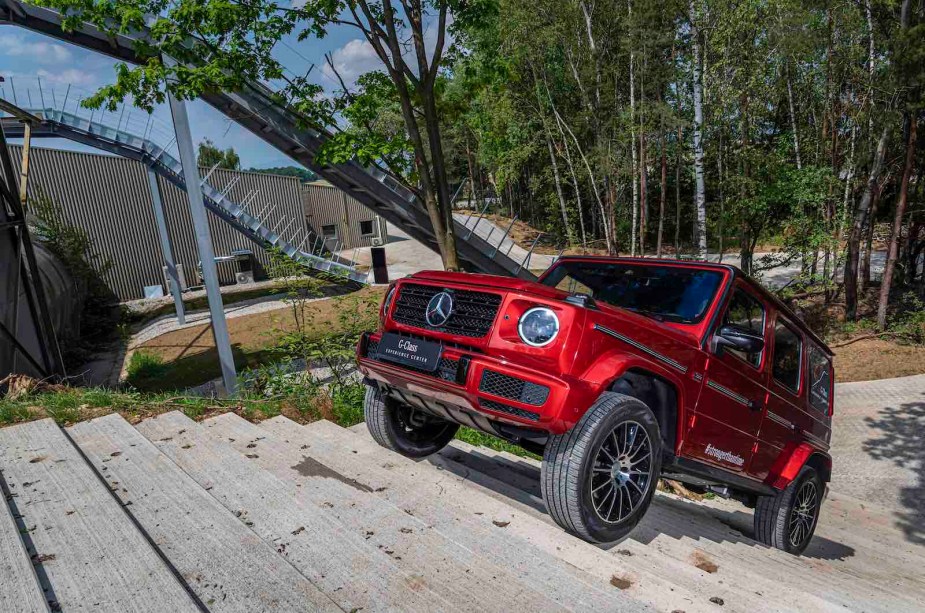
<box><xmin>0</xmin><ymin>470</ymin><xmax>49</xmax><ymax>613</ymax></box>
<box><xmin>201</xmin><ymin>413</ymin><xmax>571</xmax><ymax>613</ymax></box>
<box><xmin>676</xmin><ymin>488</ymin><xmax>925</xmax><ymax>592</ymax></box>
<box><xmin>263</xmin><ymin>417</ymin><xmax>710</xmax><ymax>613</ymax></box>
<box><xmin>427</xmin><ymin>441</ymin><xmax>841</xmax><ymax>613</ymax></box>
<box><xmin>67</xmin><ymin>413</ymin><xmax>342</xmax><ymax>613</ymax></box>
<box><xmin>0</xmin><ymin>419</ymin><xmax>199</xmax><ymax>613</ymax></box>
<box><xmin>426</xmin><ymin>437</ymin><xmax>921</xmax><ymax>612</ymax></box>
<box><xmin>434</xmin><ymin>446</ymin><xmax>789</xmax><ymax>612</ymax></box>
<box><xmin>134</xmin><ymin>411</ymin><xmax>453</xmax><ymax>613</ymax></box>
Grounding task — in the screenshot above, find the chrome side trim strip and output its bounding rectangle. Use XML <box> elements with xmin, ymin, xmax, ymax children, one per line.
<box><xmin>706</xmin><ymin>379</ymin><xmax>751</xmax><ymax>407</ymax></box>
<box><xmin>766</xmin><ymin>411</ymin><xmax>793</xmax><ymax>429</ymax></box>
<box><xmin>802</xmin><ymin>430</ymin><xmax>830</xmax><ymax>448</ymax></box>
<box><xmin>593</xmin><ymin>324</ymin><xmax>688</xmax><ymax>374</ymax></box>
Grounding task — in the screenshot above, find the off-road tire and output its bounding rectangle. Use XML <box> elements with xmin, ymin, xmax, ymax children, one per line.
<box><xmin>364</xmin><ymin>385</ymin><xmax>459</xmax><ymax>458</ymax></box>
<box><xmin>542</xmin><ymin>392</ymin><xmax>662</xmax><ymax>544</ymax></box>
<box><xmin>754</xmin><ymin>465</ymin><xmax>823</xmax><ymax>555</ymax></box>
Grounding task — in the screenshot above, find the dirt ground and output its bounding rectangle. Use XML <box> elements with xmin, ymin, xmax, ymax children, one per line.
<box><xmin>833</xmin><ymin>338</ymin><xmax>925</xmax><ymax>383</ymax></box>
<box><xmin>137</xmin><ymin>286</ymin><xmax>385</xmax><ymax>362</ymax></box>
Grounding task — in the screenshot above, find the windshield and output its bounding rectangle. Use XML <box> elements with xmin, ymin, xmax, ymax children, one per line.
<box><xmin>541</xmin><ymin>261</ymin><xmax>724</xmax><ymax>324</ymax></box>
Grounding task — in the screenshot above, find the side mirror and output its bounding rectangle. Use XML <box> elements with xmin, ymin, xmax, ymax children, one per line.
<box><xmin>715</xmin><ymin>325</ymin><xmax>765</xmax><ymax>355</ymax></box>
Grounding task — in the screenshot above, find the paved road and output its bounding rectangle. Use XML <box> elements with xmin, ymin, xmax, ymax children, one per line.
<box><xmin>832</xmin><ymin>374</ymin><xmax>925</xmax><ymax>547</ymax></box>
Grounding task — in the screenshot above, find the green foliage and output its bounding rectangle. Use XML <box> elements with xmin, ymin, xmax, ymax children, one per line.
<box><xmin>197</xmin><ymin>138</ymin><xmax>241</xmax><ymax>170</ymax></box>
<box><xmin>455</xmin><ymin>426</ymin><xmax>541</xmax><ymax>459</ymax></box>
<box><xmin>29</xmin><ymin>190</ymin><xmax>118</xmax><ymax>356</ymax></box>
<box><xmin>247</xmin><ymin>166</ymin><xmax>317</xmax><ymax>182</ymax></box>
<box><xmin>125</xmin><ymin>350</ymin><xmax>170</xmax><ymax>387</ymax></box>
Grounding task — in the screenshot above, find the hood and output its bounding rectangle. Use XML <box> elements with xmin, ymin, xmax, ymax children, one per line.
<box><xmin>409</xmin><ymin>270</ymin><xmax>568</xmax><ymax>300</ymax></box>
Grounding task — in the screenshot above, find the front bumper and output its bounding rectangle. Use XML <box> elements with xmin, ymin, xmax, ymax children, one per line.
<box><xmin>356</xmin><ymin>332</ymin><xmax>582</xmax><ymax>435</ymax></box>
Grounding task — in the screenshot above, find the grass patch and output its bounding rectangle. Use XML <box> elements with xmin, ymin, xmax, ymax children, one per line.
<box><xmin>125</xmin><ymin>351</ymin><xmax>170</xmax><ymax>388</ymax></box>
<box><xmin>456</xmin><ymin>426</ymin><xmax>541</xmax><ymax>459</ymax></box>
<box><xmin>0</xmin><ymin>386</ymin><xmax>295</xmax><ymax>428</ymax></box>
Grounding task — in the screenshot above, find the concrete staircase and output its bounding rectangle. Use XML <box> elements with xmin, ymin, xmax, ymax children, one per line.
<box><xmin>1</xmin><ymin>413</ymin><xmax>922</xmax><ymax>612</ymax></box>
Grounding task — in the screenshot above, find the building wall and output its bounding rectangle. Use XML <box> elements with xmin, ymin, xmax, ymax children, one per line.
<box><xmin>302</xmin><ymin>180</ymin><xmax>387</xmax><ymax>253</ymax></box>
<box><xmin>8</xmin><ymin>145</ymin><xmax>307</xmax><ymax>301</ymax></box>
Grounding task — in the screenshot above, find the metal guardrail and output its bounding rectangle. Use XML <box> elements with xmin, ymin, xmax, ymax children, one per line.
<box><xmin>0</xmin><ymin>77</ymin><xmax>368</xmax><ymax>284</ymax></box>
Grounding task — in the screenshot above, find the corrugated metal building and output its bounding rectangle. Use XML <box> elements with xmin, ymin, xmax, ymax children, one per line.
<box><xmin>6</xmin><ymin>145</ymin><xmax>383</xmax><ymax>301</ymax></box>
<box><xmin>303</xmin><ymin>179</ymin><xmax>387</xmax><ymax>251</ymax></box>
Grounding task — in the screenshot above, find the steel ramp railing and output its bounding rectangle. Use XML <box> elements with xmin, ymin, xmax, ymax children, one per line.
<box><xmin>0</xmin><ymin>78</ymin><xmax>367</xmax><ymax>284</ymax></box>
<box><xmin>0</xmin><ymin>0</ymin><xmax>537</xmax><ymax>280</ymax></box>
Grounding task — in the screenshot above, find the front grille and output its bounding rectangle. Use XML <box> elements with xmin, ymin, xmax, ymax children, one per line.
<box><xmin>479</xmin><ymin>370</ymin><xmax>550</xmax><ymax>406</ymax></box>
<box><xmin>392</xmin><ymin>284</ymin><xmax>501</xmax><ymax>338</ymax></box>
<box><xmin>366</xmin><ymin>339</ymin><xmax>459</xmax><ymax>383</ymax></box>
<box><xmin>480</xmin><ymin>399</ymin><xmax>541</xmax><ymax>422</ymax></box>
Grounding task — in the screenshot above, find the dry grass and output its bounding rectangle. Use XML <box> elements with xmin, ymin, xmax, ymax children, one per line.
<box><xmin>834</xmin><ymin>338</ymin><xmax>925</xmax><ymax>383</ymax></box>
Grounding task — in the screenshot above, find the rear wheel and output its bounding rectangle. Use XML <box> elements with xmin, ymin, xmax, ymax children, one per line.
<box><xmin>364</xmin><ymin>385</ymin><xmax>459</xmax><ymax>458</ymax></box>
<box><xmin>754</xmin><ymin>465</ymin><xmax>823</xmax><ymax>555</ymax></box>
<box><xmin>542</xmin><ymin>392</ymin><xmax>661</xmax><ymax>544</ymax></box>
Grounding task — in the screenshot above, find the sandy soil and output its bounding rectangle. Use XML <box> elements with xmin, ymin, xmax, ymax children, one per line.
<box><xmin>833</xmin><ymin>338</ymin><xmax>925</xmax><ymax>383</ymax></box>
<box><xmin>137</xmin><ymin>286</ymin><xmax>385</xmax><ymax>362</ymax></box>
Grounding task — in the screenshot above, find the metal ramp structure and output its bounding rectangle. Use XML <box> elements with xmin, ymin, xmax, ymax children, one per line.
<box><xmin>0</xmin><ymin>0</ymin><xmax>537</xmax><ymax>281</ymax></box>
<box><xmin>0</xmin><ymin>81</ymin><xmax>368</xmax><ymax>284</ymax></box>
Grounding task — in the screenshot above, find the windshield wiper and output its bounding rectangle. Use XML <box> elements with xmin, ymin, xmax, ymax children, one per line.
<box><xmin>624</xmin><ymin>307</ymin><xmax>666</xmax><ymax>322</ymax></box>
<box><xmin>624</xmin><ymin>308</ymin><xmax>694</xmax><ymax>324</ymax></box>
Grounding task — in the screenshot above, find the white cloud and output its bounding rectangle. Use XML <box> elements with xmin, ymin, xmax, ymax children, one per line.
<box><xmin>0</xmin><ymin>33</ymin><xmax>72</xmax><ymax>64</ymax></box>
<box><xmin>321</xmin><ymin>38</ymin><xmax>383</xmax><ymax>88</ymax></box>
<box><xmin>319</xmin><ymin>11</ymin><xmax>455</xmax><ymax>91</ymax></box>
<box><xmin>35</xmin><ymin>68</ymin><xmax>97</xmax><ymax>88</ymax></box>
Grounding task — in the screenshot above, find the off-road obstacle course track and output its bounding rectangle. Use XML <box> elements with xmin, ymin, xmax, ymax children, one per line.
<box><xmin>2</xmin><ymin>377</ymin><xmax>924</xmax><ymax>612</ymax></box>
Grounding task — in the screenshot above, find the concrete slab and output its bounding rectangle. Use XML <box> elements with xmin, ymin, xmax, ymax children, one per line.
<box><xmin>134</xmin><ymin>411</ymin><xmax>452</xmax><ymax>613</ymax></box>
<box><xmin>202</xmin><ymin>413</ymin><xmax>573</xmax><ymax>613</ymax></box>
<box><xmin>263</xmin><ymin>418</ymin><xmax>673</xmax><ymax>613</ymax></box>
<box><xmin>0</xmin><ymin>477</ymin><xmax>49</xmax><ymax>613</ymax></box>
<box><xmin>428</xmin><ymin>437</ymin><xmax>923</xmax><ymax>612</ymax></box>
<box><xmin>68</xmin><ymin>414</ymin><xmax>343</xmax><ymax>613</ymax></box>
<box><xmin>0</xmin><ymin>419</ymin><xmax>198</xmax><ymax>613</ymax></box>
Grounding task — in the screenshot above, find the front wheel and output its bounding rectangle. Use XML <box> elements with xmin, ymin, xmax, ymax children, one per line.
<box><xmin>754</xmin><ymin>465</ymin><xmax>823</xmax><ymax>555</ymax></box>
<box><xmin>364</xmin><ymin>385</ymin><xmax>459</xmax><ymax>458</ymax></box>
<box><xmin>542</xmin><ymin>392</ymin><xmax>662</xmax><ymax>544</ymax></box>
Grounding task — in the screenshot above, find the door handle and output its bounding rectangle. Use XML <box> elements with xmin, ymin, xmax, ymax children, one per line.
<box><xmin>747</xmin><ymin>399</ymin><xmax>763</xmax><ymax>412</ymax></box>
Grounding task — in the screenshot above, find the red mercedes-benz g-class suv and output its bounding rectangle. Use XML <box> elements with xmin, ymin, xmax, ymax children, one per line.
<box><xmin>356</xmin><ymin>257</ymin><xmax>834</xmax><ymax>554</ymax></box>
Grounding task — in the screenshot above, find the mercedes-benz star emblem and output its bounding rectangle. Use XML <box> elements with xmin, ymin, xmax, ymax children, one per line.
<box><xmin>425</xmin><ymin>291</ymin><xmax>454</xmax><ymax>327</ymax></box>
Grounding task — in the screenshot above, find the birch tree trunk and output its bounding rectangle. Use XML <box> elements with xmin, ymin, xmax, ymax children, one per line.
<box><xmin>860</xmin><ymin>181</ymin><xmax>881</xmax><ymax>291</ymax></box>
<box><xmin>787</xmin><ymin>72</ymin><xmax>802</xmax><ymax>170</ymax></box>
<box><xmin>845</xmin><ymin>126</ymin><xmax>889</xmax><ymax>320</ymax></box>
<box><xmin>545</xmin><ymin>133</ymin><xmax>574</xmax><ymax>245</ymax></box>
<box><xmin>658</xmin><ymin>131</ymin><xmax>667</xmax><ymax>258</ymax></box>
<box><xmin>629</xmin><ymin>8</ymin><xmax>639</xmax><ymax>257</ymax></box>
<box><xmin>877</xmin><ymin>118</ymin><xmax>917</xmax><ymax>328</ymax></box>
<box><xmin>640</xmin><ymin>131</ymin><xmax>648</xmax><ymax>256</ymax></box>
<box><xmin>675</xmin><ymin>125</ymin><xmax>682</xmax><ymax>255</ymax></box>
<box><xmin>689</xmin><ymin>0</ymin><xmax>708</xmax><ymax>259</ymax></box>
<box><xmin>558</xmin><ymin>119</ymin><xmax>588</xmax><ymax>249</ymax></box>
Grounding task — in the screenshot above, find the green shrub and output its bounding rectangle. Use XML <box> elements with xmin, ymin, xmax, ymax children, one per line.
<box><xmin>126</xmin><ymin>351</ymin><xmax>170</xmax><ymax>387</ymax></box>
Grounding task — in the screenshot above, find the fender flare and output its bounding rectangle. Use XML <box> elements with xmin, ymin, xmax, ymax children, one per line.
<box><xmin>765</xmin><ymin>442</ymin><xmax>832</xmax><ymax>490</ymax></box>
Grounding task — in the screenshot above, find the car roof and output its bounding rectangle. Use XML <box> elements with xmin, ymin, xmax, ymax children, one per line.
<box><xmin>551</xmin><ymin>256</ymin><xmax>834</xmax><ymax>356</ymax></box>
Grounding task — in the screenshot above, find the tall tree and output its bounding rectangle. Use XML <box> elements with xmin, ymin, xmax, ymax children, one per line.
<box><xmin>689</xmin><ymin>0</ymin><xmax>708</xmax><ymax>258</ymax></box>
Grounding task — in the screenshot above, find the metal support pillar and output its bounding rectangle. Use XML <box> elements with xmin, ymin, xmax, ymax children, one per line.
<box><xmin>146</xmin><ymin>166</ymin><xmax>186</xmax><ymax>326</ymax></box>
<box><xmin>167</xmin><ymin>89</ymin><xmax>237</xmax><ymax>395</ymax></box>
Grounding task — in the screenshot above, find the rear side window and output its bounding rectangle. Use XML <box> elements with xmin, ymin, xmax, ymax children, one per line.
<box><xmin>772</xmin><ymin>319</ymin><xmax>802</xmax><ymax>393</ymax></box>
<box><xmin>808</xmin><ymin>346</ymin><xmax>832</xmax><ymax>413</ymax></box>
<box><xmin>721</xmin><ymin>288</ymin><xmax>765</xmax><ymax>367</ymax></box>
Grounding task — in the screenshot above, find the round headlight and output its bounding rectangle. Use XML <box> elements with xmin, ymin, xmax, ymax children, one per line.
<box><xmin>518</xmin><ymin>307</ymin><xmax>559</xmax><ymax>347</ymax></box>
